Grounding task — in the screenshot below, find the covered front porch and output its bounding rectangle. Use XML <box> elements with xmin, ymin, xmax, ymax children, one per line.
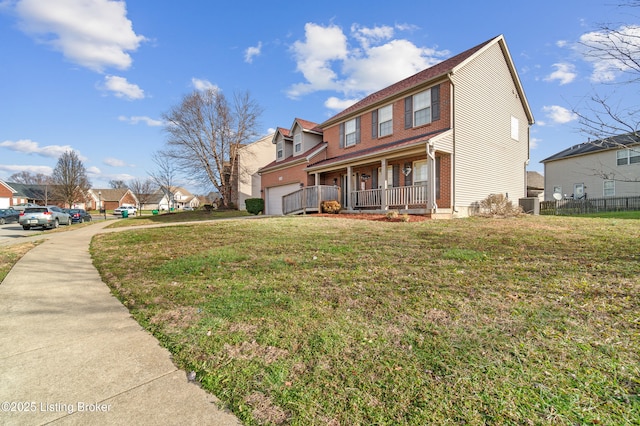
<box><xmin>284</xmin><ymin>139</ymin><xmax>451</xmax><ymax>216</ymax></box>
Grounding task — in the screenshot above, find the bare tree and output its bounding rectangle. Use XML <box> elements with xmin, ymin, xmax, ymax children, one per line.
<box><xmin>161</xmin><ymin>88</ymin><xmax>262</xmax><ymax>208</ymax></box>
<box><xmin>571</xmin><ymin>1</ymin><xmax>640</xmax><ymax>185</ymax></box>
<box><xmin>8</xmin><ymin>171</ymin><xmax>51</xmax><ymax>185</ymax></box>
<box><xmin>109</xmin><ymin>179</ymin><xmax>128</xmax><ymax>189</ymax></box>
<box><xmin>574</xmin><ymin>1</ymin><xmax>640</xmax><ymax>140</ymax></box>
<box><xmin>128</xmin><ymin>178</ymin><xmax>155</xmax><ymax>212</ymax></box>
<box><xmin>149</xmin><ymin>151</ymin><xmax>179</xmax><ymax>211</ymax></box>
<box><xmin>50</xmin><ymin>150</ymin><xmax>91</xmax><ymax>208</ymax></box>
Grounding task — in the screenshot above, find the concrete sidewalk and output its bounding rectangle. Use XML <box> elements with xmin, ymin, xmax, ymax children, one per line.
<box><xmin>0</xmin><ymin>221</ymin><xmax>241</xmax><ymax>425</ymax></box>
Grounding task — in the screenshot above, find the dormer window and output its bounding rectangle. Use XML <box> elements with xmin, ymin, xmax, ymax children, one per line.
<box><xmin>277</xmin><ymin>140</ymin><xmax>283</xmax><ymax>159</ymax></box>
<box><xmin>294</xmin><ymin>132</ymin><xmax>302</xmax><ymax>153</ymax></box>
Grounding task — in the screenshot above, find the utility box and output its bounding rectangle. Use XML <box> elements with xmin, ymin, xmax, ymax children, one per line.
<box><xmin>519</xmin><ymin>197</ymin><xmax>540</xmax><ymax>215</ymax></box>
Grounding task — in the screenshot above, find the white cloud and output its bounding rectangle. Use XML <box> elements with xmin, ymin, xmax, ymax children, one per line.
<box><xmin>578</xmin><ymin>25</ymin><xmax>640</xmax><ymax>83</ymax></box>
<box><xmin>542</xmin><ymin>105</ymin><xmax>578</xmax><ymax>124</ymax></box>
<box><xmin>86</xmin><ymin>166</ymin><xmax>102</xmax><ymax>175</ymax></box>
<box><xmin>191</xmin><ymin>78</ymin><xmax>219</xmax><ymax>92</ymax></box>
<box><xmin>324</xmin><ymin>96</ymin><xmax>359</xmax><ymax>112</ymax></box>
<box><xmin>13</xmin><ymin>0</ymin><xmax>146</xmax><ymax>72</ymax></box>
<box><xmin>103</xmin><ymin>157</ymin><xmax>126</xmax><ymax>167</ymax></box>
<box><xmin>530</xmin><ymin>137</ymin><xmax>540</xmax><ymax>149</ymax></box>
<box><xmin>0</xmin><ymin>139</ymin><xmax>74</xmax><ymax>158</ymax></box>
<box><xmin>544</xmin><ymin>63</ymin><xmax>577</xmax><ymax>85</ymax></box>
<box><xmin>245</xmin><ymin>42</ymin><xmax>262</xmax><ymax>63</ymax></box>
<box><xmin>0</xmin><ymin>164</ymin><xmax>53</xmax><ymax>176</ymax></box>
<box><xmin>287</xmin><ymin>22</ymin><xmax>449</xmax><ymax>105</ymax></box>
<box><xmin>103</xmin><ymin>75</ymin><xmax>144</xmax><ymax>100</ymax></box>
<box><xmin>118</xmin><ymin>115</ymin><xmax>163</xmax><ymax>126</ymax></box>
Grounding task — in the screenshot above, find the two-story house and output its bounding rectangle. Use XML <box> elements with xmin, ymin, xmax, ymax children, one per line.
<box><xmin>541</xmin><ymin>133</ymin><xmax>640</xmax><ymax>200</ymax></box>
<box><xmin>260</xmin><ymin>34</ymin><xmax>534</xmax><ymax>217</ymax></box>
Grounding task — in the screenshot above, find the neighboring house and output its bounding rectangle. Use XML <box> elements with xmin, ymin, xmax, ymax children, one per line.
<box><xmin>5</xmin><ymin>182</ymin><xmax>69</xmax><ymax>207</ymax></box>
<box><xmin>89</xmin><ymin>188</ymin><xmax>138</xmax><ymax>211</ymax></box>
<box><xmin>152</xmin><ymin>186</ymin><xmax>199</xmax><ymax>210</ymax></box>
<box><xmin>527</xmin><ymin>171</ymin><xmax>544</xmax><ymax>199</ymax></box>
<box><xmin>0</xmin><ymin>181</ymin><xmax>17</xmax><ymax>208</ymax></box>
<box><xmin>236</xmin><ymin>133</ymin><xmax>276</xmax><ymax>210</ymax></box>
<box><xmin>541</xmin><ymin>133</ymin><xmax>640</xmax><ymax>200</ymax></box>
<box><xmin>259</xmin><ymin>35</ymin><xmax>533</xmax><ymax>217</ymax></box>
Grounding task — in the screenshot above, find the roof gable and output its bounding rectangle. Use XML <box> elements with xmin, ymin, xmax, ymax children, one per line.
<box><xmin>321</xmin><ymin>34</ymin><xmax>533</xmax><ymax>127</ymax></box>
<box><xmin>321</xmin><ymin>36</ymin><xmax>499</xmax><ymax>127</ymax></box>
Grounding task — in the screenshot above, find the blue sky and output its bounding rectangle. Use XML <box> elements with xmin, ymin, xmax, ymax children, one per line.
<box><xmin>0</xmin><ymin>0</ymin><xmax>636</xmax><ymax>191</ymax></box>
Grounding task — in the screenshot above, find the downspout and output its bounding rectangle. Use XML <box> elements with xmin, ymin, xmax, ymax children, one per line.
<box><xmin>448</xmin><ymin>72</ymin><xmax>457</xmax><ymax>214</ymax></box>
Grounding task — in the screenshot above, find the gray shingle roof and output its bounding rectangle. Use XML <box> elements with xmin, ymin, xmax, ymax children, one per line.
<box><xmin>541</xmin><ymin>133</ymin><xmax>640</xmax><ymax>163</ymax></box>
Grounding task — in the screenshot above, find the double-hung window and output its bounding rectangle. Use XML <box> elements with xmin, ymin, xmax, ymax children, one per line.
<box><xmin>378</xmin><ymin>105</ymin><xmax>392</xmax><ymax>137</ymax></box>
<box><xmin>277</xmin><ymin>141</ymin><xmax>283</xmax><ymax>159</ymax></box>
<box><xmin>413</xmin><ymin>90</ymin><xmax>432</xmax><ymax>126</ymax></box>
<box><xmin>413</xmin><ymin>160</ymin><xmax>428</xmax><ymax>186</ymax></box>
<box><xmin>345</xmin><ymin>118</ymin><xmax>357</xmax><ymax>147</ymax></box>
<box><xmin>603</xmin><ymin>180</ymin><xmax>615</xmax><ymax>197</ymax></box>
<box><xmin>294</xmin><ymin>132</ymin><xmax>302</xmax><ymax>153</ymax></box>
<box><xmin>617</xmin><ymin>148</ymin><xmax>640</xmax><ymax>165</ymax></box>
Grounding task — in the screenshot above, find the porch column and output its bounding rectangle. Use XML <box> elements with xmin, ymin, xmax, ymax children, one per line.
<box><xmin>314</xmin><ymin>172</ymin><xmax>320</xmax><ymax>186</ymax></box>
<box><xmin>346</xmin><ymin>165</ymin><xmax>353</xmax><ymax>210</ymax></box>
<box><xmin>380</xmin><ymin>158</ymin><xmax>387</xmax><ymax>210</ymax></box>
<box><xmin>427</xmin><ymin>142</ymin><xmax>436</xmax><ymax>212</ymax></box>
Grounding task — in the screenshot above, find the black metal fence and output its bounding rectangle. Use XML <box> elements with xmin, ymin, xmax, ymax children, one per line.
<box><xmin>540</xmin><ymin>196</ymin><xmax>640</xmax><ymax>215</ymax></box>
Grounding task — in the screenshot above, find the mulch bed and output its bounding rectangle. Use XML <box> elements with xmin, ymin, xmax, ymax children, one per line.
<box><xmin>314</xmin><ymin>213</ymin><xmax>430</xmax><ymax>222</ymax></box>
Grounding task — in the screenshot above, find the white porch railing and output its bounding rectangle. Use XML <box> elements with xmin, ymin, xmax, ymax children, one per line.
<box><xmin>351</xmin><ymin>185</ymin><xmax>428</xmax><ymax>209</ymax></box>
<box><xmin>283</xmin><ymin>185</ymin><xmax>340</xmax><ymax>215</ymax></box>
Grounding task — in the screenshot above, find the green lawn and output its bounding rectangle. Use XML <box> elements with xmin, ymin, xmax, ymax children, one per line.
<box><xmin>105</xmin><ymin>209</ymin><xmax>251</xmax><ymax>228</ymax></box>
<box><xmin>90</xmin><ymin>215</ymin><xmax>640</xmax><ymax>425</ymax></box>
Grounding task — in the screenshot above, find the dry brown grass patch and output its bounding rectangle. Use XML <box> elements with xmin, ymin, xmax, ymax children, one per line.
<box><xmin>223</xmin><ymin>340</ymin><xmax>289</xmax><ymax>364</ymax></box>
<box><xmin>244</xmin><ymin>392</ymin><xmax>289</xmax><ymax>425</ymax></box>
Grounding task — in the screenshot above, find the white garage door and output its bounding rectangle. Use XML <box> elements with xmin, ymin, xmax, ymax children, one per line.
<box><xmin>266</xmin><ymin>183</ymin><xmax>300</xmax><ymax>215</ymax></box>
<box><xmin>0</xmin><ymin>197</ymin><xmax>10</xmax><ymax>209</ymax></box>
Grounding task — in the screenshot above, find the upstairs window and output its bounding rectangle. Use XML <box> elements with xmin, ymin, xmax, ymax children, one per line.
<box><xmin>617</xmin><ymin>148</ymin><xmax>640</xmax><ymax>165</ymax></box>
<box><xmin>340</xmin><ymin>117</ymin><xmax>360</xmax><ymax>148</ymax></box>
<box><xmin>405</xmin><ymin>84</ymin><xmax>441</xmax><ymax>128</ymax></box>
<box><xmin>294</xmin><ymin>132</ymin><xmax>302</xmax><ymax>153</ymax></box>
<box><xmin>379</xmin><ymin>105</ymin><xmax>393</xmax><ymax>137</ymax></box>
<box><xmin>511</xmin><ymin>116</ymin><xmax>519</xmax><ymax>141</ymax></box>
<box><xmin>413</xmin><ymin>90</ymin><xmax>431</xmax><ymax>126</ymax></box>
<box><xmin>277</xmin><ymin>140</ymin><xmax>283</xmax><ymax>159</ymax></box>
<box><xmin>345</xmin><ymin>119</ymin><xmax>357</xmax><ymax>147</ymax></box>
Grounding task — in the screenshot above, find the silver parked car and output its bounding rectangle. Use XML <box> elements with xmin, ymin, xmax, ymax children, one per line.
<box><xmin>19</xmin><ymin>206</ymin><xmax>72</xmax><ymax>230</ymax></box>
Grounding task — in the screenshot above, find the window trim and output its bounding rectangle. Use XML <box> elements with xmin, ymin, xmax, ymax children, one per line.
<box><xmin>276</xmin><ymin>140</ymin><xmax>283</xmax><ymax>159</ymax></box>
<box><xmin>603</xmin><ymin>180</ymin><xmax>615</xmax><ymax>197</ymax></box>
<box><xmin>617</xmin><ymin>147</ymin><xmax>640</xmax><ymax>166</ymax></box>
<box><xmin>378</xmin><ymin>105</ymin><xmax>393</xmax><ymax>137</ymax></box>
<box><xmin>413</xmin><ymin>159</ymin><xmax>428</xmax><ymax>186</ymax></box>
<box><xmin>294</xmin><ymin>132</ymin><xmax>302</xmax><ymax>153</ymax></box>
<box><xmin>413</xmin><ymin>90</ymin><xmax>432</xmax><ymax>127</ymax></box>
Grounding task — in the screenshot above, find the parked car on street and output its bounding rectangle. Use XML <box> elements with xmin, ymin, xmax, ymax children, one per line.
<box><xmin>19</xmin><ymin>206</ymin><xmax>72</xmax><ymax>230</ymax></box>
<box><xmin>12</xmin><ymin>202</ymin><xmax>39</xmax><ymax>211</ymax></box>
<box><xmin>66</xmin><ymin>208</ymin><xmax>92</xmax><ymax>223</ymax></box>
<box><xmin>113</xmin><ymin>205</ymin><xmax>137</xmax><ymax>216</ymax></box>
<box><xmin>0</xmin><ymin>208</ymin><xmax>20</xmax><ymax>224</ymax></box>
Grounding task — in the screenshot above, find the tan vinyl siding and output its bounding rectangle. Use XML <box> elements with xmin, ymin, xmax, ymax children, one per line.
<box><xmin>544</xmin><ymin>150</ymin><xmax>640</xmax><ymax>199</ymax></box>
<box><xmin>451</xmin><ymin>42</ymin><xmax>529</xmax><ymax>211</ymax></box>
